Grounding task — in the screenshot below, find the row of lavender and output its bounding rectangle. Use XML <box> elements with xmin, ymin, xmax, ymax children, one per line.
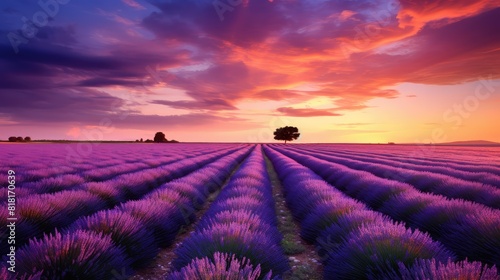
<box><xmin>15</xmin><ymin>145</ymin><xmax>239</xmax><ymax>197</ymax></box>
<box><xmin>0</xmin><ymin>152</ymin><xmax>186</xmax><ymax>200</ymax></box>
<box><xmin>270</xmin><ymin>146</ymin><xmax>500</xmax><ymax>268</ymax></box>
<box><xmin>264</xmin><ymin>146</ymin><xmax>499</xmax><ymax>279</ymax></box>
<box><xmin>299</xmin><ymin>145</ymin><xmax>500</xmax><ymax>186</ymax></box>
<box><xmin>0</xmin><ymin>145</ymin><xmax>248</xmax><ymax>258</ymax></box>
<box><xmin>1</xmin><ymin>143</ymin><xmax>240</xmax><ymax>171</ymax></box>
<box><xmin>283</xmin><ymin>145</ymin><xmax>500</xmax><ymax>208</ymax></box>
<box><xmin>168</xmin><ymin>146</ymin><xmax>290</xmax><ymax>279</ymax></box>
<box><xmin>2</xmin><ymin>145</ymin><xmax>252</xmax><ymax>279</ymax></box>
<box><xmin>0</xmin><ymin>144</ymin><xmax>240</xmax><ymax>200</ymax></box>
<box><xmin>307</xmin><ymin>144</ymin><xmax>500</xmax><ymax>175</ymax></box>
<box><xmin>334</xmin><ymin>144</ymin><xmax>500</xmax><ymax>165</ymax></box>
<box><xmin>0</xmin><ymin>143</ymin><xmax>206</xmax><ymax>181</ymax></box>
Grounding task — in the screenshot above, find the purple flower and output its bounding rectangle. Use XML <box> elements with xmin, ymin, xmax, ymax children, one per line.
<box><xmin>324</xmin><ymin>222</ymin><xmax>455</xmax><ymax>279</ymax></box>
<box><xmin>70</xmin><ymin>210</ymin><xmax>158</xmax><ymax>267</ymax></box>
<box><xmin>119</xmin><ymin>199</ymin><xmax>186</xmax><ymax>247</ymax></box>
<box><xmin>375</xmin><ymin>258</ymin><xmax>499</xmax><ymax>280</ymax></box>
<box><xmin>168</xmin><ymin>252</ymin><xmax>273</xmax><ymax>280</ymax></box>
<box><xmin>173</xmin><ymin>222</ymin><xmax>289</xmax><ymax>276</ymax></box>
<box><xmin>17</xmin><ymin>230</ymin><xmax>132</xmax><ymax>279</ymax></box>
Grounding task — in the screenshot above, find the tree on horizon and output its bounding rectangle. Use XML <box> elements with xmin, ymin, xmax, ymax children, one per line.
<box><xmin>274</xmin><ymin>126</ymin><xmax>300</xmax><ymax>144</ymax></box>
<box><xmin>154</xmin><ymin>132</ymin><xmax>167</xmax><ymax>143</ymax></box>
<box><xmin>8</xmin><ymin>136</ymin><xmax>31</xmax><ymax>142</ymax></box>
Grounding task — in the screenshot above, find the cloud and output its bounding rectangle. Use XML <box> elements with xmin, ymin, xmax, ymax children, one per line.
<box><xmin>122</xmin><ymin>0</ymin><xmax>146</xmax><ymax>10</ymax></box>
<box><xmin>339</xmin><ymin>10</ymin><xmax>357</xmax><ymax>21</ymax></box>
<box><xmin>0</xmin><ymin>25</ymin><xmax>189</xmax><ymax>90</ymax></box>
<box><xmin>252</xmin><ymin>89</ymin><xmax>307</xmax><ymax>101</ymax></box>
<box><xmin>97</xmin><ymin>8</ymin><xmax>136</xmax><ymax>25</ymax></box>
<box><xmin>111</xmin><ymin>113</ymin><xmax>256</xmax><ymax>131</ymax></box>
<box><xmin>0</xmin><ymin>88</ymin><xmax>129</xmax><ymax>124</ymax></box>
<box><xmin>277</xmin><ymin>107</ymin><xmax>342</xmax><ymax>117</ymax></box>
<box><xmin>78</xmin><ymin>78</ymin><xmax>146</xmax><ymax>87</ymax></box>
<box><xmin>152</xmin><ymin>99</ymin><xmax>238</xmax><ymax>111</ymax></box>
<box><xmin>403</xmin><ymin>7</ymin><xmax>500</xmax><ymax>84</ymax></box>
<box><xmin>35</xmin><ymin>25</ymin><xmax>78</xmax><ymax>46</ymax></box>
<box><xmin>144</xmin><ymin>0</ymin><xmax>288</xmax><ymax>47</ymax></box>
<box><xmin>0</xmin><ymin>87</ymin><xmax>253</xmax><ymax>131</ymax></box>
<box><xmin>397</xmin><ymin>0</ymin><xmax>497</xmax><ymax>30</ymax></box>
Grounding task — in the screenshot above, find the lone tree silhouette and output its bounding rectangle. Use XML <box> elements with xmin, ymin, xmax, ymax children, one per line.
<box><xmin>154</xmin><ymin>132</ymin><xmax>167</xmax><ymax>143</ymax></box>
<box><xmin>273</xmin><ymin>126</ymin><xmax>300</xmax><ymax>144</ymax></box>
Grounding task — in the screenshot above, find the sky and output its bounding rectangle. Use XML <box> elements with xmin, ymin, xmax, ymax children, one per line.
<box><xmin>0</xmin><ymin>0</ymin><xmax>499</xmax><ymax>143</ymax></box>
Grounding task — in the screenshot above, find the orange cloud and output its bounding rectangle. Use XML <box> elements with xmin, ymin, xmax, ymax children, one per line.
<box><xmin>397</xmin><ymin>0</ymin><xmax>498</xmax><ymax>31</ymax></box>
<box><xmin>277</xmin><ymin>107</ymin><xmax>343</xmax><ymax>117</ymax></box>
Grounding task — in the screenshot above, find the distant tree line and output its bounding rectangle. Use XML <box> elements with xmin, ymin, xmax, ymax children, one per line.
<box><xmin>8</xmin><ymin>136</ymin><xmax>31</xmax><ymax>142</ymax></box>
<box><xmin>136</xmin><ymin>132</ymin><xmax>179</xmax><ymax>143</ymax></box>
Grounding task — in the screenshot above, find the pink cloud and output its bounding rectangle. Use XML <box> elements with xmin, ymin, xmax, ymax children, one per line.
<box><xmin>277</xmin><ymin>107</ymin><xmax>343</xmax><ymax>117</ymax></box>
<box><xmin>122</xmin><ymin>0</ymin><xmax>145</xmax><ymax>10</ymax></box>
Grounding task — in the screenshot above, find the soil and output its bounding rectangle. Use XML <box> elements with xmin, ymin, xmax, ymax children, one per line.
<box><xmin>264</xmin><ymin>152</ymin><xmax>324</xmax><ymax>280</ymax></box>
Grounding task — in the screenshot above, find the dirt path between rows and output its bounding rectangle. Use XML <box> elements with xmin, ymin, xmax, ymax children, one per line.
<box><xmin>264</xmin><ymin>152</ymin><xmax>323</xmax><ymax>280</ymax></box>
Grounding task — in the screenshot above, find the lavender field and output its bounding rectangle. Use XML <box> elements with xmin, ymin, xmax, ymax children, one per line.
<box><xmin>1</xmin><ymin>143</ymin><xmax>499</xmax><ymax>280</ymax></box>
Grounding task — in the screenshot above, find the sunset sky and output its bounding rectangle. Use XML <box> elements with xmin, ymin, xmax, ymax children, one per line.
<box><xmin>1</xmin><ymin>0</ymin><xmax>499</xmax><ymax>143</ymax></box>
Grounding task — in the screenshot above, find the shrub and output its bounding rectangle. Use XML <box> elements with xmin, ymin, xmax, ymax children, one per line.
<box><xmin>70</xmin><ymin>210</ymin><xmax>158</xmax><ymax>267</ymax></box>
<box><xmin>17</xmin><ymin>230</ymin><xmax>131</xmax><ymax>280</ymax></box>
<box><xmin>119</xmin><ymin>199</ymin><xmax>186</xmax><ymax>247</ymax></box>
<box><xmin>300</xmin><ymin>199</ymin><xmax>362</xmax><ymax>243</ymax></box>
<box><xmin>324</xmin><ymin>222</ymin><xmax>454</xmax><ymax>279</ymax></box>
<box><xmin>172</xmin><ymin>223</ymin><xmax>289</xmax><ymax>277</ymax></box>
<box><xmin>442</xmin><ymin>212</ymin><xmax>500</xmax><ymax>266</ymax></box>
<box><xmin>0</xmin><ymin>266</ymin><xmax>42</xmax><ymax>280</ymax></box>
<box><xmin>82</xmin><ymin>182</ymin><xmax>126</xmax><ymax>206</ymax></box>
<box><xmin>168</xmin><ymin>252</ymin><xmax>273</xmax><ymax>280</ymax></box>
<box><xmin>375</xmin><ymin>258</ymin><xmax>499</xmax><ymax>280</ymax></box>
<box><xmin>17</xmin><ymin>196</ymin><xmax>65</xmax><ymax>234</ymax></box>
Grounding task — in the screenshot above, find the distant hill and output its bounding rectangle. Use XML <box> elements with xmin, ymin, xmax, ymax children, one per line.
<box><xmin>437</xmin><ymin>140</ymin><xmax>500</xmax><ymax>146</ymax></box>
